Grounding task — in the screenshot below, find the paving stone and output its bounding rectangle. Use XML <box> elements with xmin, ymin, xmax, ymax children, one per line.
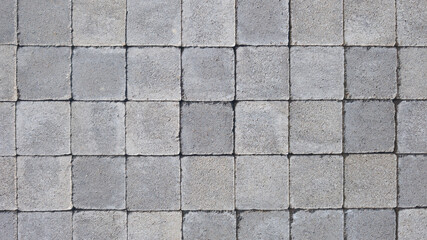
<box><xmin>17</xmin><ymin>47</ymin><xmax>71</xmax><ymax>100</ymax></box>
<box><xmin>0</xmin><ymin>103</ymin><xmax>15</xmax><ymax>156</ymax></box>
<box><xmin>397</xmin><ymin>101</ymin><xmax>427</xmax><ymax>153</ymax></box>
<box><xmin>291</xmin><ymin>210</ymin><xmax>344</xmax><ymax>240</ymax></box>
<box><xmin>236</xmin><ymin>156</ymin><xmax>288</xmax><ymax>210</ymax></box>
<box><xmin>128</xmin><ymin>212</ymin><xmax>181</xmax><ymax>240</ymax></box>
<box><xmin>127</xmin><ymin>0</ymin><xmax>180</xmax><ymax>46</ymax></box>
<box><xmin>344</xmin><ymin>101</ymin><xmax>395</xmax><ymax>153</ymax></box>
<box><xmin>182</xmin><ymin>0</ymin><xmax>235</xmax><ymax>46</ymax></box>
<box><xmin>72</xmin><ymin>47</ymin><xmax>125</xmax><ymax>100</ymax></box>
<box><xmin>344</xmin><ymin>0</ymin><xmax>395</xmax><ymax>45</ymax></box>
<box><xmin>73</xmin><ymin>0</ymin><xmax>126</xmax><ymax>46</ymax></box>
<box><xmin>0</xmin><ymin>157</ymin><xmax>15</xmax><ymax>210</ymax></box>
<box><xmin>17</xmin><ymin>156</ymin><xmax>72</xmax><ymax>211</ymax></box>
<box><xmin>399</xmin><ymin>48</ymin><xmax>427</xmax><ymax>99</ymax></box>
<box><xmin>73</xmin><ymin>211</ymin><xmax>126</xmax><ymax>240</ymax></box>
<box><xmin>181</xmin><ymin>102</ymin><xmax>233</xmax><ymax>155</ymax></box>
<box><xmin>72</xmin><ymin>102</ymin><xmax>125</xmax><ymax>155</ymax></box>
<box><xmin>0</xmin><ymin>46</ymin><xmax>17</xmax><ymax>101</ymax></box>
<box><xmin>0</xmin><ymin>0</ymin><xmax>16</xmax><ymax>44</ymax></box>
<box><xmin>290</xmin><ymin>155</ymin><xmax>343</xmax><ymax>209</ymax></box>
<box><xmin>236</xmin><ymin>47</ymin><xmax>289</xmax><ymax>100</ymax></box>
<box><xmin>183</xmin><ymin>211</ymin><xmax>236</xmax><ymax>240</ymax></box>
<box><xmin>238</xmin><ymin>211</ymin><xmax>289</xmax><ymax>240</ymax></box>
<box><xmin>126</xmin><ymin>102</ymin><xmax>179</xmax><ymax>155</ymax></box>
<box><xmin>235</xmin><ymin>101</ymin><xmax>288</xmax><ymax>154</ymax></box>
<box><xmin>345</xmin><ymin>47</ymin><xmax>397</xmax><ymax>99</ymax></box>
<box><xmin>182</xmin><ymin>48</ymin><xmax>234</xmax><ymax>101</ymax></box>
<box><xmin>290</xmin><ymin>101</ymin><xmax>342</xmax><ymax>154</ymax></box>
<box><xmin>18</xmin><ymin>0</ymin><xmax>71</xmax><ymax>45</ymax></box>
<box><xmin>182</xmin><ymin>156</ymin><xmax>234</xmax><ymax>210</ymax></box>
<box><xmin>16</xmin><ymin>101</ymin><xmax>70</xmax><ymax>155</ymax></box>
<box><xmin>398</xmin><ymin>155</ymin><xmax>427</xmax><ymax>207</ymax></box>
<box><xmin>72</xmin><ymin>156</ymin><xmax>125</xmax><ymax>210</ymax></box>
<box><xmin>127</xmin><ymin>47</ymin><xmax>181</xmax><ymax>100</ymax></box>
<box><xmin>344</xmin><ymin>154</ymin><xmax>397</xmax><ymax>208</ymax></box>
<box><xmin>127</xmin><ymin>156</ymin><xmax>180</xmax><ymax>210</ymax></box>
<box><xmin>0</xmin><ymin>212</ymin><xmax>16</xmax><ymax>240</ymax></box>
<box><xmin>398</xmin><ymin>209</ymin><xmax>427</xmax><ymax>240</ymax></box>
<box><xmin>291</xmin><ymin>0</ymin><xmax>343</xmax><ymax>45</ymax></box>
<box><xmin>346</xmin><ymin>209</ymin><xmax>396</xmax><ymax>240</ymax></box>
<box><xmin>237</xmin><ymin>0</ymin><xmax>288</xmax><ymax>45</ymax></box>
<box><xmin>18</xmin><ymin>212</ymin><xmax>72</xmax><ymax>240</ymax></box>
<box><xmin>290</xmin><ymin>47</ymin><xmax>344</xmax><ymax>100</ymax></box>
<box><xmin>397</xmin><ymin>0</ymin><xmax>427</xmax><ymax>46</ymax></box>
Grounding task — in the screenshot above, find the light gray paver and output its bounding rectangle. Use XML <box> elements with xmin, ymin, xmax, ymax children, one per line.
<box><xmin>73</xmin><ymin>211</ymin><xmax>126</xmax><ymax>240</ymax></box>
<box><xmin>0</xmin><ymin>157</ymin><xmax>15</xmax><ymax>210</ymax></box>
<box><xmin>291</xmin><ymin>210</ymin><xmax>344</xmax><ymax>240</ymax></box>
<box><xmin>346</xmin><ymin>209</ymin><xmax>396</xmax><ymax>240</ymax></box>
<box><xmin>0</xmin><ymin>103</ymin><xmax>15</xmax><ymax>156</ymax></box>
<box><xmin>397</xmin><ymin>0</ymin><xmax>427</xmax><ymax>46</ymax></box>
<box><xmin>0</xmin><ymin>46</ymin><xmax>16</xmax><ymax>101</ymax></box>
<box><xmin>399</xmin><ymin>48</ymin><xmax>427</xmax><ymax>99</ymax></box>
<box><xmin>397</xmin><ymin>101</ymin><xmax>427</xmax><ymax>153</ymax></box>
<box><xmin>238</xmin><ymin>211</ymin><xmax>289</xmax><ymax>240</ymax></box>
<box><xmin>398</xmin><ymin>155</ymin><xmax>427</xmax><ymax>207</ymax></box>
<box><xmin>0</xmin><ymin>0</ymin><xmax>16</xmax><ymax>44</ymax></box>
<box><xmin>398</xmin><ymin>209</ymin><xmax>427</xmax><ymax>240</ymax></box>
<box><xmin>183</xmin><ymin>211</ymin><xmax>236</xmax><ymax>240</ymax></box>
<box><xmin>0</xmin><ymin>212</ymin><xmax>16</xmax><ymax>240</ymax></box>
<box><xmin>128</xmin><ymin>212</ymin><xmax>182</xmax><ymax>240</ymax></box>
<box><xmin>18</xmin><ymin>212</ymin><xmax>72</xmax><ymax>240</ymax></box>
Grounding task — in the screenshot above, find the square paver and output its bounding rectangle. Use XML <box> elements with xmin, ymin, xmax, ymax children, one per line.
<box><xmin>238</xmin><ymin>211</ymin><xmax>289</xmax><ymax>240</ymax></box>
<box><xmin>0</xmin><ymin>0</ymin><xmax>16</xmax><ymax>44</ymax></box>
<box><xmin>0</xmin><ymin>157</ymin><xmax>16</xmax><ymax>210</ymax></box>
<box><xmin>127</xmin><ymin>0</ymin><xmax>180</xmax><ymax>46</ymax></box>
<box><xmin>182</xmin><ymin>156</ymin><xmax>234</xmax><ymax>210</ymax></box>
<box><xmin>398</xmin><ymin>209</ymin><xmax>427</xmax><ymax>240</ymax></box>
<box><xmin>344</xmin><ymin>154</ymin><xmax>397</xmax><ymax>208</ymax></box>
<box><xmin>17</xmin><ymin>156</ymin><xmax>72</xmax><ymax>211</ymax></box>
<box><xmin>291</xmin><ymin>0</ymin><xmax>343</xmax><ymax>45</ymax></box>
<box><xmin>0</xmin><ymin>212</ymin><xmax>16</xmax><ymax>240</ymax></box>
<box><xmin>344</xmin><ymin>101</ymin><xmax>395</xmax><ymax>153</ymax></box>
<box><xmin>128</xmin><ymin>212</ymin><xmax>182</xmax><ymax>240</ymax></box>
<box><xmin>398</xmin><ymin>155</ymin><xmax>427</xmax><ymax>207</ymax></box>
<box><xmin>290</xmin><ymin>47</ymin><xmax>344</xmax><ymax>100</ymax></box>
<box><xmin>344</xmin><ymin>0</ymin><xmax>395</xmax><ymax>45</ymax></box>
<box><xmin>399</xmin><ymin>48</ymin><xmax>427</xmax><ymax>99</ymax></box>
<box><xmin>182</xmin><ymin>0</ymin><xmax>235</xmax><ymax>46</ymax></box>
<box><xmin>73</xmin><ymin>0</ymin><xmax>126</xmax><ymax>46</ymax></box>
<box><xmin>346</xmin><ymin>209</ymin><xmax>396</xmax><ymax>240</ymax></box>
<box><xmin>181</xmin><ymin>102</ymin><xmax>233</xmax><ymax>155</ymax></box>
<box><xmin>18</xmin><ymin>212</ymin><xmax>72</xmax><ymax>240</ymax></box>
<box><xmin>126</xmin><ymin>102</ymin><xmax>179</xmax><ymax>155</ymax></box>
<box><xmin>290</xmin><ymin>101</ymin><xmax>342</xmax><ymax>154</ymax></box>
<box><xmin>183</xmin><ymin>212</ymin><xmax>236</xmax><ymax>240</ymax></box>
<box><xmin>17</xmin><ymin>47</ymin><xmax>71</xmax><ymax>100</ymax></box>
<box><xmin>16</xmin><ymin>101</ymin><xmax>70</xmax><ymax>155</ymax></box>
<box><xmin>127</xmin><ymin>47</ymin><xmax>180</xmax><ymax>100</ymax></box>
<box><xmin>73</xmin><ymin>211</ymin><xmax>126</xmax><ymax>240</ymax></box>
<box><xmin>397</xmin><ymin>0</ymin><xmax>427</xmax><ymax>46</ymax></box>
<box><xmin>72</xmin><ymin>47</ymin><xmax>125</xmax><ymax>100</ymax></box>
<box><xmin>72</xmin><ymin>102</ymin><xmax>125</xmax><ymax>155</ymax></box>
<box><xmin>235</xmin><ymin>101</ymin><xmax>288</xmax><ymax>154</ymax></box>
<box><xmin>72</xmin><ymin>156</ymin><xmax>125</xmax><ymax>210</ymax></box>
<box><xmin>345</xmin><ymin>47</ymin><xmax>397</xmax><ymax>99</ymax></box>
<box><xmin>0</xmin><ymin>46</ymin><xmax>16</xmax><ymax>101</ymax></box>
<box><xmin>290</xmin><ymin>155</ymin><xmax>343</xmax><ymax>209</ymax></box>
<box><xmin>236</xmin><ymin>47</ymin><xmax>289</xmax><ymax>100</ymax></box>
<box><xmin>0</xmin><ymin>103</ymin><xmax>15</xmax><ymax>156</ymax></box>
<box><xmin>397</xmin><ymin>101</ymin><xmax>427</xmax><ymax>153</ymax></box>
<box><xmin>236</xmin><ymin>156</ymin><xmax>288</xmax><ymax>210</ymax></box>
<box><xmin>237</xmin><ymin>0</ymin><xmax>288</xmax><ymax>45</ymax></box>
<box><xmin>127</xmin><ymin>156</ymin><xmax>180</xmax><ymax>210</ymax></box>
<box><xmin>18</xmin><ymin>0</ymin><xmax>71</xmax><ymax>45</ymax></box>
<box><xmin>182</xmin><ymin>48</ymin><xmax>234</xmax><ymax>101</ymax></box>
<box><xmin>291</xmin><ymin>210</ymin><xmax>343</xmax><ymax>240</ymax></box>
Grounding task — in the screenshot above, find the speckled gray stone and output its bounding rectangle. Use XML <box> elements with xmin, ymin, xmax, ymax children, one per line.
<box><xmin>0</xmin><ymin>157</ymin><xmax>15</xmax><ymax>210</ymax></box>
<box><xmin>398</xmin><ymin>209</ymin><xmax>427</xmax><ymax>240</ymax></box>
<box><xmin>72</xmin><ymin>102</ymin><xmax>125</xmax><ymax>155</ymax></box>
<box><xmin>72</xmin><ymin>156</ymin><xmax>125</xmax><ymax>210</ymax></box>
<box><xmin>0</xmin><ymin>0</ymin><xmax>16</xmax><ymax>44</ymax></box>
<box><xmin>183</xmin><ymin>211</ymin><xmax>236</xmax><ymax>240</ymax></box>
<box><xmin>0</xmin><ymin>46</ymin><xmax>16</xmax><ymax>101</ymax></box>
<box><xmin>238</xmin><ymin>211</ymin><xmax>289</xmax><ymax>240</ymax></box>
<box><xmin>345</xmin><ymin>154</ymin><xmax>397</xmax><ymax>208</ymax></box>
<box><xmin>18</xmin><ymin>212</ymin><xmax>72</xmax><ymax>240</ymax></box>
<box><xmin>397</xmin><ymin>0</ymin><xmax>427</xmax><ymax>46</ymax></box>
<box><xmin>0</xmin><ymin>212</ymin><xmax>16</xmax><ymax>240</ymax></box>
<box><xmin>397</xmin><ymin>101</ymin><xmax>427</xmax><ymax>153</ymax></box>
<box><xmin>128</xmin><ymin>212</ymin><xmax>182</xmax><ymax>240</ymax></box>
<box><xmin>17</xmin><ymin>47</ymin><xmax>71</xmax><ymax>100</ymax></box>
<box><xmin>0</xmin><ymin>103</ymin><xmax>15</xmax><ymax>156</ymax></box>
<box><xmin>346</xmin><ymin>209</ymin><xmax>396</xmax><ymax>240</ymax></box>
<box><xmin>398</xmin><ymin>155</ymin><xmax>427</xmax><ymax>207</ymax></box>
<box><xmin>291</xmin><ymin>210</ymin><xmax>344</xmax><ymax>240</ymax></box>
<box><xmin>126</xmin><ymin>102</ymin><xmax>179</xmax><ymax>155</ymax></box>
<box><xmin>17</xmin><ymin>156</ymin><xmax>72</xmax><ymax>211</ymax></box>
<box><xmin>73</xmin><ymin>211</ymin><xmax>126</xmax><ymax>240</ymax></box>
<box><xmin>127</xmin><ymin>156</ymin><xmax>180</xmax><ymax>210</ymax></box>
<box><xmin>399</xmin><ymin>48</ymin><xmax>427</xmax><ymax>99</ymax></box>
<box><xmin>182</xmin><ymin>156</ymin><xmax>234</xmax><ymax>210</ymax></box>
<box><xmin>236</xmin><ymin>156</ymin><xmax>288</xmax><ymax>210</ymax></box>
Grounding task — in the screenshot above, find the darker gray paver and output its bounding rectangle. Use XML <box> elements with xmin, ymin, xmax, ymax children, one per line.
<box><xmin>0</xmin><ymin>157</ymin><xmax>16</xmax><ymax>210</ymax></box>
<box><xmin>399</xmin><ymin>48</ymin><xmax>427</xmax><ymax>99</ymax></box>
<box><xmin>0</xmin><ymin>103</ymin><xmax>15</xmax><ymax>156</ymax></box>
<box><xmin>183</xmin><ymin>211</ymin><xmax>236</xmax><ymax>240</ymax></box>
<box><xmin>0</xmin><ymin>212</ymin><xmax>16</xmax><ymax>240</ymax></box>
<box><xmin>238</xmin><ymin>211</ymin><xmax>289</xmax><ymax>240</ymax></box>
<box><xmin>398</xmin><ymin>155</ymin><xmax>427</xmax><ymax>207</ymax></box>
<box><xmin>18</xmin><ymin>212</ymin><xmax>72</xmax><ymax>240</ymax></box>
<box><xmin>291</xmin><ymin>210</ymin><xmax>344</xmax><ymax>240</ymax></box>
<box><xmin>0</xmin><ymin>46</ymin><xmax>16</xmax><ymax>101</ymax></box>
<box><xmin>397</xmin><ymin>101</ymin><xmax>427</xmax><ymax>153</ymax></box>
<box><xmin>346</xmin><ymin>209</ymin><xmax>396</xmax><ymax>240</ymax></box>
<box><xmin>73</xmin><ymin>211</ymin><xmax>126</xmax><ymax>240</ymax></box>
<box><xmin>0</xmin><ymin>0</ymin><xmax>16</xmax><ymax>44</ymax></box>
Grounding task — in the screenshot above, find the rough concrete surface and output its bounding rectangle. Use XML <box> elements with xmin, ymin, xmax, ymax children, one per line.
<box><xmin>291</xmin><ymin>210</ymin><xmax>344</xmax><ymax>240</ymax></box>
<box><xmin>346</xmin><ymin>209</ymin><xmax>396</xmax><ymax>240</ymax></box>
<box><xmin>238</xmin><ymin>211</ymin><xmax>289</xmax><ymax>240</ymax></box>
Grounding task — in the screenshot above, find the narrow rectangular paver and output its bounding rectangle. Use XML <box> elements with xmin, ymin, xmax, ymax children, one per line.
<box><xmin>0</xmin><ymin>0</ymin><xmax>16</xmax><ymax>44</ymax></box>
<box><xmin>18</xmin><ymin>212</ymin><xmax>72</xmax><ymax>240</ymax></box>
<box><xmin>73</xmin><ymin>211</ymin><xmax>126</xmax><ymax>240</ymax></box>
<box><xmin>238</xmin><ymin>211</ymin><xmax>289</xmax><ymax>240</ymax></box>
<box><xmin>0</xmin><ymin>157</ymin><xmax>16</xmax><ymax>210</ymax></box>
<box><xmin>0</xmin><ymin>103</ymin><xmax>15</xmax><ymax>156</ymax></box>
<box><xmin>128</xmin><ymin>212</ymin><xmax>182</xmax><ymax>240</ymax></box>
<box><xmin>397</xmin><ymin>101</ymin><xmax>427</xmax><ymax>153</ymax></box>
<box><xmin>291</xmin><ymin>210</ymin><xmax>344</xmax><ymax>240</ymax></box>
<box><xmin>183</xmin><ymin>212</ymin><xmax>236</xmax><ymax>240</ymax></box>
<box><xmin>346</xmin><ymin>209</ymin><xmax>396</xmax><ymax>240</ymax></box>
<box><xmin>0</xmin><ymin>46</ymin><xmax>16</xmax><ymax>101</ymax></box>
<box><xmin>0</xmin><ymin>212</ymin><xmax>17</xmax><ymax>240</ymax></box>
<box><xmin>398</xmin><ymin>48</ymin><xmax>427</xmax><ymax>99</ymax></box>
<box><xmin>398</xmin><ymin>155</ymin><xmax>427</xmax><ymax>207</ymax></box>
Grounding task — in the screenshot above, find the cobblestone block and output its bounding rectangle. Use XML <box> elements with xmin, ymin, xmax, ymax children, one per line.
<box><xmin>291</xmin><ymin>210</ymin><xmax>344</xmax><ymax>240</ymax></box>
<box><xmin>398</xmin><ymin>155</ymin><xmax>427</xmax><ymax>207</ymax></box>
<box><xmin>397</xmin><ymin>101</ymin><xmax>427</xmax><ymax>153</ymax></box>
<box><xmin>399</xmin><ymin>48</ymin><xmax>427</xmax><ymax>99</ymax></box>
<box><xmin>397</xmin><ymin>0</ymin><xmax>427</xmax><ymax>46</ymax></box>
<box><xmin>128</xmin><ymin>212</ymin><xmax>182</xmax><ymax>240</ymax></box>
<box><xmin>18</xmin><ymin>212</ymin><xmax>72</xmax><ymax>240</ymax></box>
<box><xmin>0</xmin><ymin>157</ymin><xmax>15</xmax><ymax>210</ymax></box>
<box><xmin>238</xmin><ymin>211</ymin><xmax>289</xmax><ymax>240</ymax></box>
<box><xmin>0</xmin><ymin>0</ymin><xmax>16</xmax><ymax>44</ymax></box>
<box><xmin>0</xmin><ymin>46</ymin><xmax>16</xmax><ymax>101</ymax></box>
<box><xmin>0</xmin><ymin>212</ymin><xmax>16</xmax><ymax>240</ymax></box>
<box><xmin>73</xmin><ymin>211</ymin><xmax>126</xmax><ymax>240</ymax></box>
<box><xmin>183</xmin><ymin>211</ymin><xmax>236</xmax><ymax>240</ymax></box>
<box><xmin>398</xmin><ymin>209</ymin><xmax>427</xmax><ymax>240</ymax></box>
<box><xmin>0</xmin><ymin>103</ymin><xmax>15</xmax><ymax>156</ymax></box>
<box><xmin>346</xmin><ymin>209</ymin><xmax>396</xmax><ymax>240</ymax></box>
